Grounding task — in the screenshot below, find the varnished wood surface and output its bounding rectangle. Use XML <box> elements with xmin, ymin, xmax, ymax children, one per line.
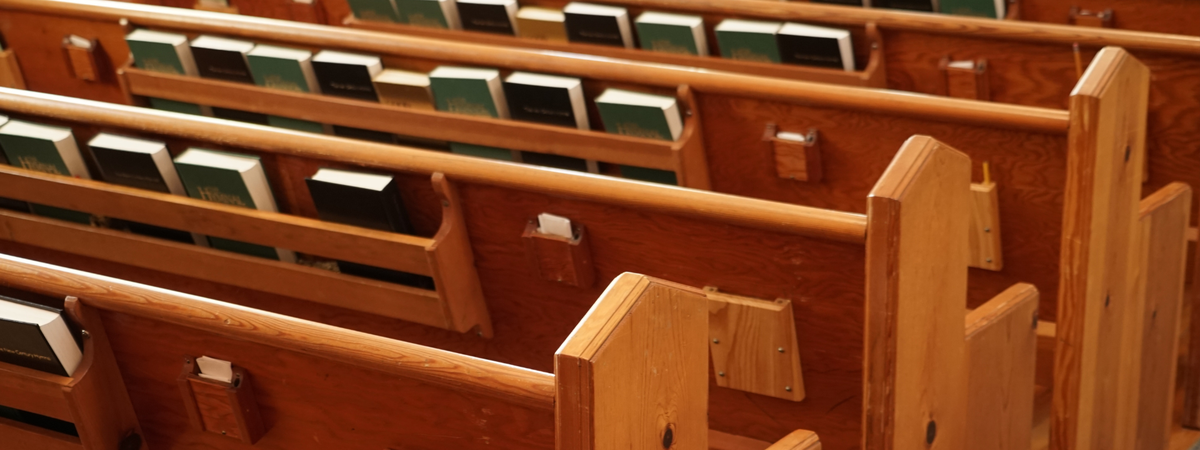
<box><xmin>764</xmin><ymin>430</ymin><xmax>822</xmax><ymax>450</ymax></box>
<box><xmin>863</xmin><ymin>136</ymin><xmax>970</xmax><ymax>450</ymax></box>
<box><xmin>965</xmin><ymin>283</ymin><xmax>1039</xmax><ymax>450</ymax></box>
<box><xmin>0</xmin><ymin>416</ymin><xmax>82</xmax><ymax>450</ymax></box>
<box><xmin>1021</xmin><ymin>0</ymin><xmax>1200</xmax><ymax>37</ymax></box>
<box><xmin>1052</xmin><ymin>47</ymin><xmax>1149</xmax><ymax>450</ymax></box>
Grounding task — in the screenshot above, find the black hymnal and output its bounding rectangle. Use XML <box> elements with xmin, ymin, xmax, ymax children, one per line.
<box><xmin>332</xmin><ymin>125</ymin><xmax>398</xmax><ymax>144</ymax></box>
<box><xmin>311</xmin><ymin>50</ymin><xmax>384</xmax><ymax>101</ymax></box>
<box><xmin>89</xmin><ymin>133</ymin><xmax>201</xmax><ymax>245</ymax></box>
<box><xmin>521</xmin><ymin>152</ymin><xmax>591</xmax><ymax>172</ymax></box>
<box><xmin>457</xmin><ymin>0</ymin><xmax>519</xmax><ymax>35</ymax></box>
<box><xmin>563</xmin><ymin>3</ymin><xmax>633</xmax><ymax>48</ymax></box>
<box><xmin>502</xmin><ymin>73</ymin><xmax>587</xmax><ymax>129</ymax></box>
<box><xmin>808</xmin><ymin>0</ymin><xmax>865</xmax><ymax>5</ymax></box>
<box><xmin>306</xmin><ymin>168</ymin><xmax>435</xmax><ymax>289</ymax></box>
<box><xmin>872</xmin><ymin>0</ymin><xmax>935</xmax><ymax>11</ymax></box>
<box><xmin>0</xmin><ymin>295</ymin><xmax>82</xmax><ymax>377</ymax></box>
<box><xmin>776</xmin><ymin>23</ymin><xmax>854</xmax><ymax>71</ymax></box>
<box><xmin>189</xmin><ymin>35</ymin><xmax>256</xmax><ymax>84</ymax></box>
<box><xmin>212</xmin><ymin>107</ymin><xmax>271</xmax><ymax>125</ymax></box>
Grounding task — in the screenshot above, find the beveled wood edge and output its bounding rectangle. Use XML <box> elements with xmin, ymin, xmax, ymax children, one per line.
<box><xmin>764</xmin><ymin>429</ymin><xmax>821</xmax><ymax>450</ymax></box>
<box><xmin>344</xmin><ymin>16</ymin><xmax>878</xmax><ymax>87</ymax></box>
<box><xmin>671</xmin><ymin>85</ymin><xmax>712</xmax><ymax>190</ymax></box>
<box><xmin>0</xmin><ymin>209</ymin><xmax>451</xmax><ymax>329</ymax></box>
<box><xmin>0</xmin><ymin>88</ymin><xmax>869</xmax><ymax>243</ymax></box>
<box><xmin>119</xmin><ymin>67</ymin><xmax>683</xmax><ymax>171</ymax></box>
<box><xmin>1</xmin><ymin>0</ymin><xmax>1068</xmax><ymax>134</ymax></box>
<box><xmin>427</xmin><ymin>173</ymin><xmax>494</xmax><ymax>337</ymax></box>
<box><xmin>964</xmin><ymin>283</ymin><xmax>1039</xmax><ymax>339</ymax></box>
<box><xmin>0</xmin><ymin>252</ymin><xmax>558</xmax><ymax>410</ymax></box>
<box><xmin>0</xmin><ymin>165</ymin><xmax>436</xmax><ymax>276</ymax></box>
<box><xmin>1139</xmin><ymin>183</ymin><xmax>1193</xmax><ymax>218</ymax></box>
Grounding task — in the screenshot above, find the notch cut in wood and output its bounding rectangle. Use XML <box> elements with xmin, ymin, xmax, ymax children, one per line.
<box><xmin>705</xmin><ymin>287</ymin><xmax>805</xmax><ymax>401</ymax></box>
<box><xmin>969</xmin><ymin>163</ymin><xmax>1002</xmax><ymax>270</ymax></box>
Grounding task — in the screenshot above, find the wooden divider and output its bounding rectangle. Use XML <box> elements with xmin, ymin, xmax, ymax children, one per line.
<box><xmin>0</xmin><ymin>164</ymin><xmax>494</xmax><ymax>336</ymax></box>
<box><xmin>965</xmin><ymin>283</ymin><xmax>1039</xmax><ymax>450</ymax></box>
<box><xmin>864</xmin><ymin>135</ymin><xmax>970</xmax><ymax>450</ymax></box>
<box><xmin>556</xmin><ymin>273</ymin><xmax>709</xmax><ymax>450</ymax></box>
<box><xmin>0</xmin><ymin>296</ymin><xmax>144</xmax><ymax>450</ymax></box>
<box><xmin>1052</xmin><ymin>47</ymin><xmax>1149</xmax><ymax>450</ymax></box>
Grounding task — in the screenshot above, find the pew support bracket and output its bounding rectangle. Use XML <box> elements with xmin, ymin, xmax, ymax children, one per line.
<box><xmin>969</xmin><ymin>180</ymin><xmax>1003</xmax><ymax>271</ymax></box>
<box><xmin>705</xmin><ymin>287</ymin><xmax>805</xmax><ymax>402</ymax></box>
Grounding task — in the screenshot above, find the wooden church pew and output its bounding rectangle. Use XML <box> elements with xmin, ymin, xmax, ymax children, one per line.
<box><xmin>0</xmin><ymin>131</ymin><xmax>1005</xmax><ymax>449</ymax></box>
<box><xmin>0</xmin><ymin>14</ymin><xmax>1183</xmax><ymax>446</ymax></box>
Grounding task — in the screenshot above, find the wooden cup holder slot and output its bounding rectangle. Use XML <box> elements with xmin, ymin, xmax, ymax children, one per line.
<box><xmin>117</xmin><ymin>64</ymin><xmax>711</xmax><ymax>189</ymax></box>
<box><xmin>522</xmin><ymin>222</ymin><xmax>595</xmax><ymax>289</ymax></box>
<box><xmin>940</xmin><ymin>57</ymin><xmax>990</xmax><ymax>101</ymax></box>
<box><xmin>0</xmin><ymin>297</ymin><xmax>144</xmax><ymax>450</ymax></box>
<box><xmin>0</xmin><ymin>49</ymin><xmax>27</xmax><ymax>89</ymax></box>
<box><xmin>344</xmin><ymin>18</ymin><xmax>888</xmax><ymax>89</ymax></box>
<box><xmin>62</xmin><ymin>35</ymin><xmax>100</xmax><ymax>82</ymax></box>
<box><xmin>764</xmin><ymin>124</ymin><xmax>822</xmax><ymax>182</ymax></box>
<box><xmin>177</xmin><ymin>357</ymin><xmax>265</xmax><ymax>444</ymax></box>
<box><xmin>1069</xmin><ymin>6</ymin><xmax>1113</xmax><ymax>28</ymax></box>
<box><xmin>0</xmin><ymin>165</ymin><xmax>493</xmax><ymax>336</ymax></box>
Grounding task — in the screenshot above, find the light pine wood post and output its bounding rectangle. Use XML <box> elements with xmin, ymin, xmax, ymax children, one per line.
<box><xmin>1126</xmin><ymin>183</ymin><xmax>1192</xmax><ymax>449</ymax></box>
<box><xmin>965</xmin><ymin>283</ymin><xmax>1040</xmax><ymax>450</ymax></box>
<box><xmin>864</xmin><ymin>136</ymin><xmax>971</xmax><ymax>450</ymax></box>
<box><xmin>555</xmin><ymin>273</ymin><xmax>709</xmax><ymax>450</ymax></box>
<box><xmin>1052</xmin><ymin>47</ymin><xmax>1151</xmax><ymax>450</ymax></box>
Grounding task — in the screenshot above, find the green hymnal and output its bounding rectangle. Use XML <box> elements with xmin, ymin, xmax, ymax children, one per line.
<box><xmin>126</xmin><ymin>29</ymin><xmax>207</xmax><ymax>116</ymax></box>
<box><xmin>174</xmin><ymin>148</ymin><xmax>296</xmax><ymax>262</ymax></box>
<box><xmin>397</xmin><ymin>0</ymin><xmax>462</xmax><ymax>29</ymax></box>
<box><xmin>634</xmin><ymin>12</ymin><xmax>708</xmax><ymax>56</ymax></box>
<box><xmin>940</xmin><ymin>0</ymin><xmax>1005</xmax><ymax>18</ymax></box>
<box><xmin>714</xmin><ymin>19</ymin><xmax>782</xmax><ymax>63</ymax></box>
<box><xmin>429</xmin><ymin>66</ymin><xmax>510</xmax><ymax>118</ymax></box>
<box><xmin>0</xmin><ymin>121</ymin><xmax>93</xmax><ymax>224</ymax></box>
<box><xmin>595</xmin><ymin>88</ymin><xmax>683</xmax><ymax>141</ymax></box>
<box><xmin>347</xmin><ymin>0</ymin><xmax>402</xmax><ymax>22</ymax></box>
<box><xmin>247</xmin><ymin>44</ymin><xmax>326</xmax><ymax>133</ymax></box>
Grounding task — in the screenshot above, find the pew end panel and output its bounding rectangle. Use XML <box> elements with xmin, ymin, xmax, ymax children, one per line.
<box><xmin>556</xmin><ymin>273</ymin><xmax>709</xmax><ymax>450</ymax></box>
<box><xmin>965</xmin><ymin>283</ymin><xmax>1039</xmax><ymax>450</ymax></box>
<box><xmin>0</xmin><ymin>163</ymin><xmax>493</xmax><ymax>335</ymax></box>
<box><xmin>0</xmin><ymin>296</ymin><xmax>145</xmax><ymax>450</ymax></box>
<box><xmin>864</xmin><ymin>135</ymin><xmax>971</xmax><ymax>450</ymax></box>
<box><xmin>1053</xmin><ymin>46</ymin><xmax>1150</xmax><ymax>450</ymax></box>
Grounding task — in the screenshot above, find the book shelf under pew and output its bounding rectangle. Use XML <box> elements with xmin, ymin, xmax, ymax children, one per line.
<box><xmin>0</xmin><ymin>296</ymin><xmax>144</xmax><ymax>450</ymax></box>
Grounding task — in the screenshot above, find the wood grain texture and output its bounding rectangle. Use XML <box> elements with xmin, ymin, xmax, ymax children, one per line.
<box><xmin>864</xmin><ymin>136</ymin><xmax>970</xmax><ymax>450</ymax></box>
<box><xmin>0</xmin><ymin>49</ymin><xmax>26</xmax><ymax>89</ymax></box>
<box><xmin>0</xmin><ymin>416</ymin><xmax>82</xmax><ymax>450</ymax></box>
<box><xmin>965</xmin><ymin>283</ymin><xmax>1039</xmax><ymax>450</ymax></box>
<box><xmin>522</xmin><ymin>223</ymin><xmax>596</xmax><ymax>289</ymax></box>
<box><xmin>556</xmin><ymin>274</ymin><xmax>709</xmax><ymax>450</ymax></box>
<box><xmin>765</xmin><ymin>430</ymin><xmax>822</xmax><ymax>450</ymax></box>
<box><xmin>968</xmin><ymin>182</ymin><xmax>1003</xmax><ymax>270</ymax></box>
<box><xmin>707</xmin><ymin>288</ymin><xmax>805</xmax><ymax>402</ymax></box>
<box><xmin>1052</xmin><ymin>47</ymin><xmax>1149</xmax><ymax>450</ymax></box>
<box><xmin>1123</xmin><ymin>183</ymin><xmax>1191</xmax><ymax>450</ymax></box>
<box><xmin>428</xmin><ymin>173</ymin><xmax>493</xmax><ymax>336</ymax></box>
<box><xmin>1022</xmin><ymin>0</ymin><xmax>1200</xmax><ymax>37</ymax></box>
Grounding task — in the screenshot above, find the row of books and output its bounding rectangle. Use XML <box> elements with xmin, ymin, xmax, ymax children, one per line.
<box><xmin>348</xmin><ymin>0</ymin><xmax>856</xmax><ymax>70</ymax></box>
<box><xmin>0</xmin><ymin>116</ymin><xmax>434</xmax><ymax>289</ymax></box>
<box><xmin>812</xmin><ymin>0</ymin><xmax>1007</xmax><ymax>19</ymax></box>
<box><xmin>124</xmin><ymin>29</ymin><xmax>680</xmax><ymax>184</ymax></box>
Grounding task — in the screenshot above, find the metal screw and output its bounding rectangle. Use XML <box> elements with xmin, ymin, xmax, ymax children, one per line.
<box><xmin>80</xmin><ymin>330</ymin><xmax>90</xmax><ymax>339</ymax></box>
<box><xmin>986</xmin><ymin>258</ymin><xmax>993</xmax><ymax>263</ymax></box>
<box><xmin>784</xmin><ymin>386</ymin><xmax>792</xmax><ymax>392</ymax></box>
<box><xmin>984</xmin><ymin>227</ymin><xmax>991</xmax><ymax>233</ymax></box>
<box><xmin>184</xmin><ymin>357</ymin><xmax>191</xmax><ymax>363</ymax></box>
<box><xmin>442</xmin><ymin>200</ymin><xmax>450</xmax><ymax>207</ymax></box>
<box><xmin>712</xmin><ymin>338</ymin><xmax>720</xmax><ymax>344</ymax></box>
<box><xmin>777</xmin><ymin>347</ymin><xmax>785</xmax><ymax>353</ymax></box>
<box><xmin>718</xmin><ymin>371</ymin><xmax>725</xmax><ymax>377</ymax></box>
<box><xmin>221</xmin><ymin>431</ymin><xmax>227</xmax><ymax>436</ymax></box>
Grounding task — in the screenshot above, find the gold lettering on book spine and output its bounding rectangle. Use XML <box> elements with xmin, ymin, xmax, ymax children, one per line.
<box><xmin>17</xmin><ymin>156</ymin><xmax>63</xmax><ymax>175</ymax></box>
<box><xmin>615</xmin><ymin>122</ymin><xmax>666</xmax><ymax>140</ymax></box>
<box><xmin>264</xmin><ymin>75</ymin><xmax>302</xmax><ymax>92</ymax></box>
<box><xmin>650</xmin><ymin>39</ymin><xmax>693</xmax><ymax>55</ymax></box>
<box><xmin>731</xmin><ymin>48</ymin><xmax>772</xmax><ymax>63</ymax></box>
<box><xmin>407</xmin><ymin>13</ymin><xmax>445</xmax><ymax>28</ymax></box>
<box><xmin>0</xmin><ymin>347</ymin><xmax>53</xmax><ymax>362</ymax></box>
<box><xmin>142</xmin><ymin>59</ymin><xmax>182</xmax><ymax>75</ymax></box>
<box><xmin>447</xmin><ymin>98</ymin><xmax>493</xmax><ymax>116</ymax></box>
<box><xmin>197</xmin><ymin>186</ymin><xmax>248</xmax><ymax>207</ymax></box>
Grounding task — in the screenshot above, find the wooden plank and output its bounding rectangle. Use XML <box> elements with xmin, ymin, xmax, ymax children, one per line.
<box><xmin>1122</xmin><ymin>183</ymin><xmax>1191</xmax><ymax>450</ymax></box>
<box><xmin>706</xmin><ymin>288</ymin><xmax>804</xmax><ymax>402</ymax></box>
<box><xmin>965</xmin><ymin>283</ymin><xmax>1039</xmax><ymax>450</ymax></box>
<box><xmin>556</xmin><ymin>273</ymin><xmax>708</xmax><ymax>450</ymax></box>
<box><xmin>0</xmin><ymin>416</ymin><xmax>82</xmax><ymax>450</ymax></box>
<box><xmin>864</xmin><ymin>135</ymin><xmax>970</xmax><ymax>450</ymax></box>
<box><xmin>62</xmin><ymin>298</ymin><xmax>147</xmax><ymax>450</ymax></box>
<box><xmin>764</xmin><ymin>430</ymin><xmax>821</xmax><ymax>450</ymax></box>
<box><xmin>708</xmin><ymin>430</ymin><xmax>772</xmax><ymax>450</ymax></box>
<box><xmin>0</xmin><ymin>209</ymin><xmax>454</xmax><ymax>329</ymax></box>
<box><xmin>0</xmin><ymin>361</ymin><xmax>72</xmax><ymax>422</ymax></box>
<box><xmin>427</xmin><ymin>174</ymin><xmax>493</xmax><ymax>337</ymax></box>
<box><xmin>968</xmin><ymin>181</ymin><xmax>1002</xmax><ymax>270</ymax></box>
<box><xmin>0</xmin><ymin>164</ymin><xmax>434</xmax><ymax>276</ymax></box>
<box><xmin>0</xmin><ymin>252</ymin><xmax>557</xmax><ymax>411</ymax></box>
<box><xmin>1052</xmin><ymin>47</ymin><xmax>1150</xmax><ymax>450</ymax></box>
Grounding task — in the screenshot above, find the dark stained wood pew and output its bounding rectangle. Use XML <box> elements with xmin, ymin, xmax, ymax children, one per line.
<box><xmin>0</xmin><ymin>132</ymin><xmax>1009</xmax><ymax>449</ymax></box>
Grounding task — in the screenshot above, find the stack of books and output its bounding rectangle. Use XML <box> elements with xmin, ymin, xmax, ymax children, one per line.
<box><xmin>715</xmin><ymin>19</ymin><xmax>856</xmax><ymax>71</ymax></box>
